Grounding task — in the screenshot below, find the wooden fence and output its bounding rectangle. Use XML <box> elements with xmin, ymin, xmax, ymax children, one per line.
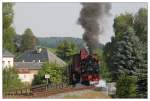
<box><xmin>4</xmin><ymin>83</ymin><xmax>70</xmax><ymax>96</ymax></box>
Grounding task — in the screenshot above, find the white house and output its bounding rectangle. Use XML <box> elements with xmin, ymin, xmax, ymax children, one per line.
<box><xmin>15</xmin><ymin>62</ymin><xmax>43</xmax><ymax>84</ymax></box>
<box><xmin>2</xmin><ymin>49</ymin><xmax>14</xmax><ymax>69</ymax></box>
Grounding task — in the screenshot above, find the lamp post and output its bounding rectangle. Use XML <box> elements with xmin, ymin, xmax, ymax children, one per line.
<box><xmin>45</xmin><ymin>74</ymin><xmax>50</xmax><ymax>91</ymax></box>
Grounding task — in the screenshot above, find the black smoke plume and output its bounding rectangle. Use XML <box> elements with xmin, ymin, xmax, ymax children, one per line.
<box><xmin>78</xmin><ymin>3</ymin><xmax>111</xmax><ymax>53</ymax></box>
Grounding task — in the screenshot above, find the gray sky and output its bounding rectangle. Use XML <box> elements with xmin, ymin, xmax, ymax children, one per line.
<box><xmin>13</xmin><ymin>2</ymin><xmax>147</xmax><ymax>44</ymax></box>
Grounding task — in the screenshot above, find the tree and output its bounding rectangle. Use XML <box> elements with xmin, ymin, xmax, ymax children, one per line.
<box><xmin>3</xmin><ymin>67</ymin><xmax>23</xmax><ymax>92</ymax></box>
<box><xmin>20</xmin><ymin>28</ymin><xmax>38</xmax><ymax>52</ymax></box>
<box><xmin>136</xmin><ymin>42</ymin><xmax>147</xmax><ymax>98</ymax></box>
<box><xmin>134</xmin><ymin>8</ymin><xmax>147</xmax><ymax>44</ymax></box>
<box><xmin>116</xmin><ymin>73</ymin><xmax>137</xmax><ymax>98</ymax></box>
<box><xmin>113</xmin><ymin>13</ymin><xmax>134</xmax><ymax>39</ymax></box>
<box><xmin>3</xmin><ymin>3</ymin><xmax>14</xmax><ymax>29</ymax></box>
<box><xmin>56</xmin><ymin>40</ymin><xmax>77</xmax><ymax>63</ymax></box>
<box><xmin>32</xmin><ymin>62</ymin><xmax>66</xmax><ymax>85</ymax></box>
<box><xmin>3</xmin><ymin>27</ymin><xmax>16</xmax><ymax>53</ymax></box>
<box><xmin>95</xmin><ymin>48</ymin><xmax>111</xmax><ymax>82</ymax></box>
<box><xmin>134</xmin><ymin>9</ymin><xmax>147</xmax><ymax>97</ymax></box>
<box><xmin>105</xmin><ymin>27</ymin><xmax>147</xmax><ymax>98</ymax></box>
<box><xmin>104</xmin><ymin>8</ymin><xmax>147</xmax><ymax>98</ymax></box>
<box><xmin>110</xmin><ymin>27</ymin><xmax>144</xmax><ymax>80</ymax></box>
<box><xmin>104</xmin><ymin>27</ymin><xmax>146</xmax><ymax>98</ymax></box>
<box><xmin>136</xmin><ymin>65</ymin><xmax>147</xmax><ymax>98</ymax></box>
<box><xmin>3</xmin><ymin>3</ymin><xmax>16</xmax><ymax>53</ymax></box>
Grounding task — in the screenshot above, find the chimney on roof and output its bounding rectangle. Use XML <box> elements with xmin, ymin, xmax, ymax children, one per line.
<box><xmin>36</xmin><ymin>47</ymin><xmax>42</xmax><ymax>53</ymax></box>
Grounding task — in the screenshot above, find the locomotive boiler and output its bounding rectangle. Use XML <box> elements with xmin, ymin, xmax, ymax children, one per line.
<box><xmin>69</xmin><ymin>48</ymin><xmax>100</xmax><ymax>85</ymax></box>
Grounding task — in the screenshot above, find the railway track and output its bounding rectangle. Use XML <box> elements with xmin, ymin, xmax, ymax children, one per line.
<box><xmin>4</xmin><ymin>84</ymin><xmax>96</xmax><ymax>98</ymax></box>
<box><xmin>31</xmin><ymin>85</ymin><xmax>95</xmax><ymax>98</ymax></box>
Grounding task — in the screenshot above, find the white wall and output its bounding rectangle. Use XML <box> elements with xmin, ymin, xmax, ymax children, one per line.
<box><xmin>2</xmin><ymin>57</ymin><xmax>14</xmax><ymax>68</ymax></box>
<box><xmin>18</xmin><ymin>73</ymin><xmax>34</xmax><ymax>84</ymax></box>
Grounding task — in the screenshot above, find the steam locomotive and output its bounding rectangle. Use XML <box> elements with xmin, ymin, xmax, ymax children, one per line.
<box><xmin>68</xmin><ymin>48</ymin><xmax>100</xmax><ymax>85</ymax></box>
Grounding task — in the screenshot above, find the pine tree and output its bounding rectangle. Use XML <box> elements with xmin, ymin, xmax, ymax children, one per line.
<box><xmin>108</xmin><ymin>27</ymin><xmax>147</xmax><ymax>98</ymax></box>
<box><xmin>110</xmin><ymin>27</ymin><xmax>143</xmax><ymax>79</ymax></box>
<box><xmin>136</xmin><ymin>43</ymin><xmax>147</xmax><ymax>98</ymax></box>
<box><xmin>133</xmin><ymin>8</ymin><xmax>147</xmax><ymax>98</ymax></box>
<box><xmin>104</xmin><ymin>8</ymin><xmax>148</xmax><ymax>98</ymax></box>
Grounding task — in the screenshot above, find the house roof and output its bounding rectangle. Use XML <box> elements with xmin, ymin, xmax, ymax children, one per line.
<box><xmin>15</xmin><ymin>62</ymin><xmax>43</xmax><ymax>70</ymax></box>
<box><xmin>16</xmin><ymin>48</ymin><xmax>66</xmax><ymax>66</ymax></box>
<box><xmin>46</xmin><ymin>49</ymin><xmax>66</xmax><ymax>66</ymax></box>
<box><xmin>3</xmin><ymin>49</ymin><xmax>14</xmax><ymax>57</ymax></box>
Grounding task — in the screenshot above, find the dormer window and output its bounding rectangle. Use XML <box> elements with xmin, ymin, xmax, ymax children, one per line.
<box><xmin>36</xmin><ymin>47</ymin><xmax>42</xmax><ymax>53</ymax></box>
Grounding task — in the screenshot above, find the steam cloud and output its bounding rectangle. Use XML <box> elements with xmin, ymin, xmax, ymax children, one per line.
<box><xmin>78</xmin><ymin>3</ymin><xmax>111</xmax><ymax>53</ymax></box>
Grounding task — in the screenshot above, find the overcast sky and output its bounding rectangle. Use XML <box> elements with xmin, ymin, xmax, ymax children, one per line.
<box><xmin>13</xmin><ymin>2</ymin><xmax>147</xmax><ymax>44</ymax></box>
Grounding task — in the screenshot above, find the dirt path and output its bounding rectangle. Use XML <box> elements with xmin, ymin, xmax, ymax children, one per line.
<box><xmin>47</xmin><ymin>89</ymin><xmax>110</xmax><ymax>99</ymax></box>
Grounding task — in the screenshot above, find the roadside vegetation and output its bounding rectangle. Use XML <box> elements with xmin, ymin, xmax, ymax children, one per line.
<box><xmin>3</xmin><ymin>67</ymin><xmax>26</xmax><ymax>93</ymax></box>
<box><xmin>32</xmin><ymin>62</ymin><xmax>67</xmax><ymax>85</ymax></box>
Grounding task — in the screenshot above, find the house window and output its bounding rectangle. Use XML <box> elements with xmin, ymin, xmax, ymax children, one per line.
<box><xmin>8</xmin><ymin>61</ymin><xmax>11</xmax><ymax>66</ymax></box>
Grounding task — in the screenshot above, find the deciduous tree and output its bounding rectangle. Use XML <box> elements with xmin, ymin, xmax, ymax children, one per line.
<box><xmin>20</xmin><ymin>28</ymin><xmax>38</xmax><ymax>52</ymax></box>
<box><xmin>3</xmin><ymin>3</ymin><xmax>16</xmax><ymax>53</ymax></box>
<box><xmin>32</xmin><ymin>62</ymin><xmax>66</xmax><ymax>85</ymax></box>
<box><xmin>56</xmin><ymin>40</ymin><xmax>77</xmax><ymax>63</ymax></box>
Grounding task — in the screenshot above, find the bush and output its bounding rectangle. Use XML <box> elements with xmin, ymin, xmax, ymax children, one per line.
<box><xmin>116</xmin><ymin>73</ymin><xmax>137</xmax><ymax>98</ymax></box>
<box><xmin>32</xmin><ymin>62</ymin><xmax>66</xmax><ymax>85</ymax></box>
<box><xmin>3</xmin><ymin>67</ymin><xmax>23</xmax><ymax>92</ymax></box>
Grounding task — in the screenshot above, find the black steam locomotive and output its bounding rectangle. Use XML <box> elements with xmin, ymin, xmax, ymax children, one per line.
<box><xmin>68</xmin><ymin>48</ymin><xmax>100</xmax><ymax>85</ymax></box>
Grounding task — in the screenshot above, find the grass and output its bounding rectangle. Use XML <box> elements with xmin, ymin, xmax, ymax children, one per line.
<box><xmin>64</xmin><ymin>90</ymin><xmax>111</xmax><ymax>99</ymax></box>
<box><xmin>64</xmin><ymin>95</ymin><xmax>81</xmax><ymax>98</ymax></box>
